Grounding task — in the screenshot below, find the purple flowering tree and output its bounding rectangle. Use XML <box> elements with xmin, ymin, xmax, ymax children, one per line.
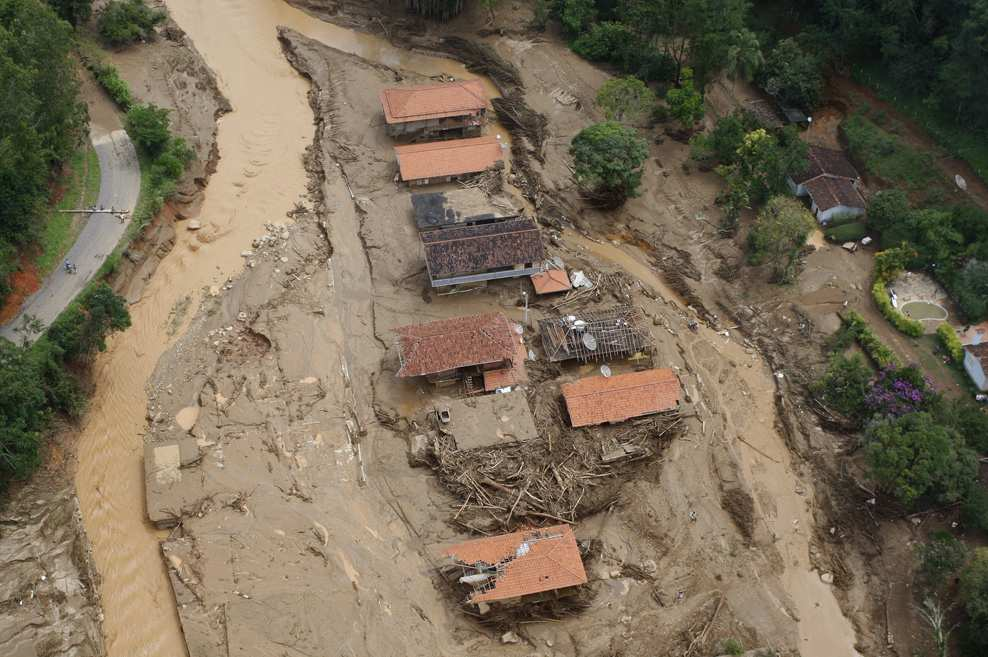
<box><xmin>864</xmin><ymin>365</ymin><xmax>936</xmax><ymax>418</ymax></box>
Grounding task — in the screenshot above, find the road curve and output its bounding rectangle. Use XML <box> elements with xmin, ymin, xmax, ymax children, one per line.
<box><xmin>0</xmin><ymin>129</ymin><xmax>140</xmax><ymax>344</ymax></box>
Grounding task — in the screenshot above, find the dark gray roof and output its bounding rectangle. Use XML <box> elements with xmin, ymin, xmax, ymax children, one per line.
<box><xmin>410</xmin><ymin>189</ymin><xmax>518</xmax><ymax>231</ymax></box>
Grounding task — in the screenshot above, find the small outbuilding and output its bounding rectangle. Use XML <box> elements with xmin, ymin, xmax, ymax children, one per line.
<box><xmin>964</xmin><ymin>343</ymin><xmax>988</xmax><ymax>391</ymax></box>
<box><xmin>380</xmin><ymin>79</ymin><xmax>488</xmax><ymax>141</ymax></box>
<box><xmin>530</xmin><ymin>269</ymin><xmax>572</xmax><ymax>295</ymax></box>
<box><xmin>395</xmin><ymin>312</ymin><xmax>517</xmax><ymax>383</ymax></box>
<box><xmin>394</xmin><ymin>136</ymin><xmax>504</xmax><ymax>186</ymax></box>
<box><xmin>787</xmin><ymin>145</ymin><xmax>866</xmax><ymax>225</ymax></box>
<box><xmin>421</xmin><ymin>217</ymin><xmax>544</xmax><ymax>288</ymax></box>
<box><xmin>439</xmin><ymin>525</ymin><xmax>588</xmax><ymax>612</ymax></box>
<box><xmin>561</xmin><ymin>369</ymin><xmax>681</xmax><ymax>427</ymax></box>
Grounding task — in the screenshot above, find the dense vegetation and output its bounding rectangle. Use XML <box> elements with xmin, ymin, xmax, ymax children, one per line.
<box><xmin>1</xmin><ymin>283</ymin><xmax>130</xmax><ymax>492</ymax></box>
<box><xmin>96</xmin><ymin>0</ymin><xmax>163</xmax><ymax>47</ymax></box>
<box><xmin>0</xmin><ymin>0</ymin><xmax>86</xmax><ymax>303</ymax></box>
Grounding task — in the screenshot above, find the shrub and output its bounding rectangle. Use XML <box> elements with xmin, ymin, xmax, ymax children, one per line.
<box><xmin>872</xmin><ymin>279</ymin><xmax>925</xmax><ymax>337</ymax></box>
<box><xmin>917</xmin><ymin>531</ymin><xmax>969</xmax><ymax>592</ymax></box>
<box><xmin>960</xmin><ymin>548</ymin><xmax>988</xmax><ymax>652</ymax></box>
<box><xmin>937</xmin><ymin>323</ymin><xmax>964</xmax><ymax>364</ymax></box>
<box><xmin>962</xmin><ymin>486</ymin><xmax>988</xmax><ymax>532</ymax></box>
<box><xmin>842</xmin><ymin>311</ymin><xmax>901</xmax><ymax>368</ymax></box>
<box><xmin>721</xmin><ymin>638</ymin><xmax>744</xmax><ymax>656</ymax></box>
<box><xmin>864</xmin><ymin>364</ymin><xmax>936</xmax><ymax>417</ymax></box>
<box><xmin>98</xmin><ymin>0</ymin><xmax>165</xmax><ymax>47</ymax></box>
<box><xmin>595</xmin><ymin>77</ymin><xmax>655</xmax><ymax>124</ymax></box>
<box><xmin>824</xmin><ymin>222</ymin><xmax>867</xmax><ymax>242</ymax></box>
<box><xmin>92</xmin><ymin>62</ymin><xmax>132</xmax><ymax>110</ymax></box>
<box><xmin>812</xmin><ymin>353</ymin><xmax>872</xmax><ymax>422</ymax></box>
<box><xmin>868</xmin><ymin>189</ymin><xmax>910</xmax><ymax>236</ymax></box>
<box><xmin>125</xmin><ymin>103</ymin><xmax>171</xmax><ymax>156</ymax></box>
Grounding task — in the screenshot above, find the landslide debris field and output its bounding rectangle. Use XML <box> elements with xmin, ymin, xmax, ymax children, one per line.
<box><xmin>134</xmin><ymin>9</ymin><xmax>881</xmax><ymax>655</ymax></box>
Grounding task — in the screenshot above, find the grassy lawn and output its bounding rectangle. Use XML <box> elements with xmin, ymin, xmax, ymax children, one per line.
<box><xmin>851</xmin><ymin>63</ymin><xmax>988</xmax><ymax>185</ymax></box>
<box><xmin>36</xmin><ymin>143</ymin><xmax>101</xmax><ymax>275</ymax></box>
<box><xmin>841</xmin><ymin>112</ymin><xmax>939</xmax><ymax>191</ymax></box>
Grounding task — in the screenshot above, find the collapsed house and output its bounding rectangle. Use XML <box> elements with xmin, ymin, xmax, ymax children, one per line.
<box><xmin>421</xmin><ymin>218</ymin><xmax>544</xmax><ymax>288</ymax></box>
<box><xmin>439</xmin><ymin>525</ymin><xmax>588</xmax><ymax>614</ymax></box>
<box><xmin>394</xmin><ymin>136</ymin><xmax>504</xmax><ymax>186</ymax></box>
<box><xmin>410</xmin><ymin>188</ymin><xmax>518</xmax><ymax>232</ymax></box>
<box><xmin>787</xmin><ymin>145</ymin><xmax>866</xmax><ymax>224</ymax></box>
<box><xmin>380</xmin><ymin>79</ymin><xmax>488</xmax><ymax>141</ymax></box>
<box><xmin>538</xmin><ymin>305</ymin><xmax>652</xmax><ymax>363</ymax></box>
<box><xmin>562</xmin><ymin>369</ymin><xmax>681</xmax><ymax>428</ymax></box>
<box><xmin>431</xmin><ymin>390</ymin><xmax>538</xmax><ymax>450</ymax></box>
<box><xmin>395</xmin><ymin>312</ymin><xmax>520</xmax><ymax>385</ymax></box>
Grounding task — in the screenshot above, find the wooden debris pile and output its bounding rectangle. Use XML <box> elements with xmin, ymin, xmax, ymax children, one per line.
<box><xmin>428</xmin><ymin>414</ymin><xmax>684</xmax><ymax>533</ymax></box>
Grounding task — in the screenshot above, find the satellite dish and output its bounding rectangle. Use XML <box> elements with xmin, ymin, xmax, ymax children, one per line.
<box><xmin>582</xmin><ymin>333</ymin><xmax>598</xmax><ymax>351</ymax></box>
<box><xmin>600</xmin><ymin>364</ymin><xmax>612</xmax><ymax>377</ymax></box>
<box><xmin>514</xmin><ymin>324</ymin><xmax>524</xmax><ymax>335</ymax></box>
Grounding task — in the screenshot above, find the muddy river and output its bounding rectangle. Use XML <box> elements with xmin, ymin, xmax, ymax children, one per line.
<box><xmin>72</xmin><ymin>1</ymin><xmax>860</xmax><ymax>655</ymax></box>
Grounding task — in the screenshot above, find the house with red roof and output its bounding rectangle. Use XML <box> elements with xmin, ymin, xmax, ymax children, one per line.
<box><xmin>395</xmin><ymin>312</ymin><xmax>517</xmax><ymax>384</ymax></box>
<box><xmin>439</xmin><ymin>525</ymin><xmax>588</xmax><ymax>611</ymax></box>
<box><xmin>395</xmin><ymin>136</ymin><xmax>505</xmax><ymax>186</ymax></box>
<box><xmin>787</xmin><ymin>145</ymin><xmax>866</xmax><ymax>225</ymax></box>
<box><xmin>561</xmin><ymin>369</ymin><xmax>681</xmax><ymax>427</ymax></box>
<box><xmin>380</xmin><ymin>79</ymin><xmax>488</xmax><ymax>141</ymax></box>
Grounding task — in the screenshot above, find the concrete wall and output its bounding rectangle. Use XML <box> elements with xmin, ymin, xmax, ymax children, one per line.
<box><xmin>964</xmin><ymin>349</ymin><xmax>988</xmax><ymax>391</ymax></box>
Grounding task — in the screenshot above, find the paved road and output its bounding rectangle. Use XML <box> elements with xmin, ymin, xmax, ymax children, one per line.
<box><xmin>0</xmin><ymin>129</ymin><xmax>140</xmax><ymax>344</ymax></box>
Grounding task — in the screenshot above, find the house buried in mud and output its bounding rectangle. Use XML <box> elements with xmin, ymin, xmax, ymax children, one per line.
<box><xmin>562</xmin><ymin>368</ymin><xmax>681</xmax><ymax>428</ymax></box>
<box><xmin>539</xmin><ymin>305</ymin><xmax>652</xmax><ymax>364</ymax></box>
<box><xmin>395</xmin><ymin>312</ymin><xmax>520</xmax><ymax>386</ymax></box>
<box><xmin>439</xmin><ymin>525</ymin><xmax>588</xmax><ymax>614</ymax></box>
<box><xmin>394</xmin><ymin>136</ymin><xmax>504</xmax><ymax>186</ymax></box>
<box><xmin>380</xmin><ymin>79</ymin><xmax>488</xmax><ymax>141</ymax></box>
<box><xmin>410</xmin><ymin>188</ymin><xmax>518</xmax><ymax>232</ymax></box>
<box><xmin>421</xmin><ymin>217</ymin><xmax>544</xmax><ymax>288</ymax></box>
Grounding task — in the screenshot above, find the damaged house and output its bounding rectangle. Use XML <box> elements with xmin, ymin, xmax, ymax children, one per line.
<box><xmin>439</xmin><ymin>525</ymin><xmax>588</xmax><ymax>614</ymax></box>
<box><xmin>562</xmin><ymin>369</ymin><xmax>681</xmax><ymax>428</ymax></box>
<box><xmin>395</xmin><ymin>312</ymin><xmax>520</xmax><ymax>385</ymax></box>
<box><xmin>539</xmin><ymin>306</ymin><xmax>652</xmax><ymax>363</ymax></box>
<box><xmin>422</xmin><ymin>217</ymin><xmax>544</xmax><ymax>288</ymax></box>
<box><xmin>394</xmin><ymin>136</ymin><xmax>505</xmax><ymax>186</ymax></box>
<box><xmin>380</xmin><ymin>79</ymin><xmax>488</xmax><ymax>141</ymax></box>
<box><xmin>410</xmin><ymin>188</ymin><xmax>518</xmax><ymax>232</ymax></box>
<box><xmin>787</xmin><ymin>145</ymin><xmax>866</xmax><ymax>225</ymax></box>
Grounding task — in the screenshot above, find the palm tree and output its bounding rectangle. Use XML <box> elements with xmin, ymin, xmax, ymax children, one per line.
<box><xmin>724</xmin><ymin>29</ymin><xmax>764</xmax><ymax>96</ymax></box>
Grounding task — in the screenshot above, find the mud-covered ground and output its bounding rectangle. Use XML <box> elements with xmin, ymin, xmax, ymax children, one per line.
<box><xmin>137</xmin><ymin>11</ymin><xmax>890</xmax><ymax>654</ymax></box>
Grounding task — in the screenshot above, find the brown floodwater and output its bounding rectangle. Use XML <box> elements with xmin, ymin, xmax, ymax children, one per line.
<box><xmin>73</xmin><ymin>2</ymin><xmax>509</xmax><ymax>655</ymax></box>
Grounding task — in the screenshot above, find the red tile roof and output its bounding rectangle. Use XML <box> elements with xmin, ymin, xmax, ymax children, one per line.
<box><xmin>395</xmin><ymin>136</ymin><xmax>504</xmax><ymax>182</ymax></box>
<box><xmin>396</xmin><ymin>312</ymin><xmax>515</xmax><ymax>378</ymax></box>
<box><xmin>562</xmin><ymin>369</ymin><xmax>680</xmax><ymax>427</ymax></box>
<box><xmin>531</xmin><ymin>270</ymin><xmax>572</xmax><ymax>295</ymax></box>
<box><xmin>483</xmin><ymin>332</ymin><xmax>529</xmax><ymax>391</ymax></box>
<box><xmin>442</xmin><ymin>525</ymin><xmax>587</xmax><ymax>603</ymax></box>
<box><xmin>381</xmin><ymin>80</ymin><xmax>487</xmax><ymax>125</ymax></box>
<box><xmin>804</xmin><ymin>175</ymin><xmax>866</xmax><ymax>212</ymax></box>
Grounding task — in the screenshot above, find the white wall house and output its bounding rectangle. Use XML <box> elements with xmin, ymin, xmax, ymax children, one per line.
<box><xmin>788</xmin><ymin>146</ymin><xmax>866</xmax><ymax>225</ymax></box>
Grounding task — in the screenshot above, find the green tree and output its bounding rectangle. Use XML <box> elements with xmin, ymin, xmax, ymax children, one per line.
<box><xmin>960</xmin><ymin>548</ymin><xmax>988</xmax><ymax>652</ymax></box>
<box><xmin>596</xmin><ymin>76</ymin><xmax>656</xmax><ymax>124</ymax></box>
<box><xmin>47</xmin><ymin>0</ymin><xmax>91</xmax><ymax>25</ymax></box>
<box><xmin>664</xmin><ymin>67</ymin><xmax>704</xmax><ymax>130</ymax></box>
<box><xmin>812</xmin><ymin>353</ymin><xmax>872</xmax><ymax>423</ymax></box>
<box><xmin>47</xmin><ymin>283</ymin><xmax>132</xmax><ymax>362</ymax></box>
<box><xmin>718</xmin><ymin>127</ymin><xmax>807</xmax><ymax>205</ymax></box>
<box><xmin>690</xmin><ymin>110</ymin><xmax>759</xmax><ymax>167</ymax></box>
<box><xmin>760</xmin><ymin>37</ymin><xmax>823</xmax><ymax>111</ymax></box>
<box><xmin>97</xmin><ymin>0</ymin><xmax>164</xmax><ymax>47</ymax></box>
<box><xmin>560</xmin><ymin>0</ymin><xmax>595</xmax><ymax>35</ymax></box>
<box><xmin>955</xmin><ymin>259</ymin><xmax>988</xmax><ymax>322</ymax></box>
<box><xmin>747</xmin><ymin>195</ymin><xmax>816</xmax><ymax>283</ymax></box>
<box><xmin>724</xmin><ymin>28</ymin><xmax>763</xmax><ymax>91</ymax></box>
<box><xmin>0</xmin><ymin>341</ymin><xmax>47</xmax><ymax>488</ymax></box>
<box><xmin>570</xmin><ymin>121</ymin><xmax>648</xmax><ymax>206</ymax></box>
<box><xmin>125</xmin><ymin>103</ymin><xmax>171</xmax><ymax>156</ymax></box>
<box><xmin>868</xmin><ymin>189</ymin><xmax>911</xmax><ymax>238</ymax></box>
<box><xmin>865</xmin><ymin>412</ymin><xmax>977</xmax><ymax>507</ymax></box>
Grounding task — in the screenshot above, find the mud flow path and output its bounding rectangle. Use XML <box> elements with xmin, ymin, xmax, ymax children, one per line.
<box><xmin>72</xmin><ymin>2</ymin><xmax>506</xmax><ymax>656</ymax></box>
